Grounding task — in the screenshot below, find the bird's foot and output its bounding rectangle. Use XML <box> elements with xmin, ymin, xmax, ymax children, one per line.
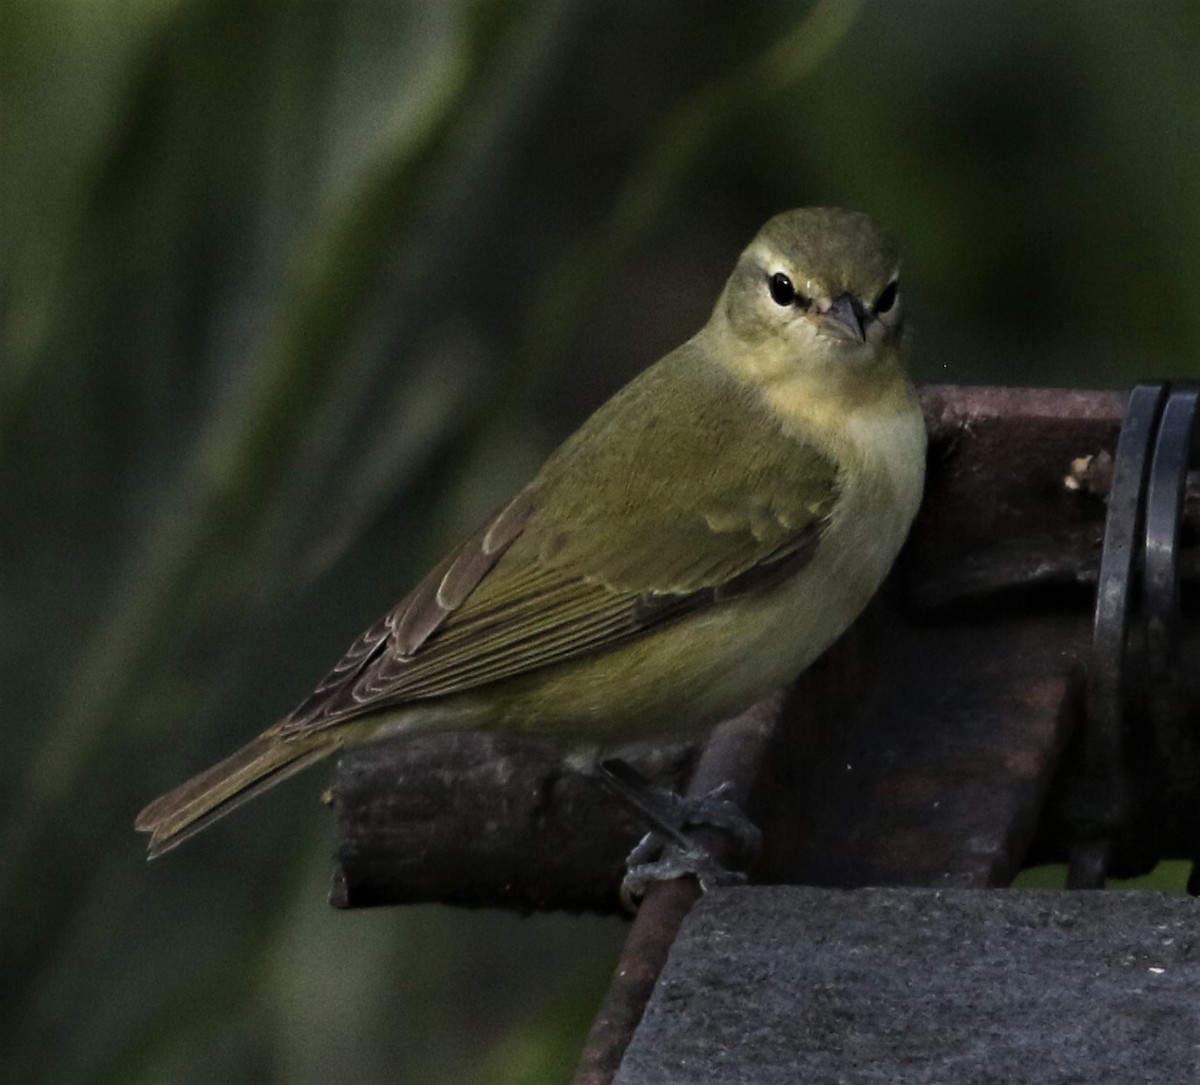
<box><xmin>594</xmin><ymin>758</ymin><xmax>762</xmax><ymax>910</ymax></box>
<box><xmin>620</xmin><ymin>836</ymin><xmax>747</xmax><ymax>910</ymax></box>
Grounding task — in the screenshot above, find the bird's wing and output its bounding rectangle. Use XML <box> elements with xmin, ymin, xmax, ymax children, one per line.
<box><xmin>277</xmin><ymin>348</ymin><xmax>839</xmax><ymax>736</ymax></box>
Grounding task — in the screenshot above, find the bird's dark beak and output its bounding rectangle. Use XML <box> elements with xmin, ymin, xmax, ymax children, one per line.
<box><xmin>818</xmin><ymin>292</ymin><xmax>866</xmax><ymax>343</ymax></box>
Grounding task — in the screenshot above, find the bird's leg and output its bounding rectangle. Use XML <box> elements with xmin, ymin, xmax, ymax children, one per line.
<box><xmin>597</xmin><ymin>758</ymin><xmax>762</xmax><ymax>853</ymax></box>
<box><xmin>593</xmin><ymin>758</ymin><xmax>762</xmax><ymax>908</ymax></box>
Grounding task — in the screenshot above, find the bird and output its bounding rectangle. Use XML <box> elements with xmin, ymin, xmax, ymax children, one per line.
<box><xmin>136</xmin><ymin>207</ymin><xmax>927</xmax><ymax>859</ymax></box>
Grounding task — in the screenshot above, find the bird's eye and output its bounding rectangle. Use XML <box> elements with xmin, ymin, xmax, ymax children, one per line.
<box><xmin>768</xmin><ymin>272</ymin><xmax>794</xmax><ymax>305</ymax></box>
<box><xmin>874</xmin><ymin>280</ymin><xmax>899</xmax><ymax>315</ymax></box>
<box><xmin>768</xmin><ymin>272</ymin><xmax>807</xmax><ymax>308</ymax></box>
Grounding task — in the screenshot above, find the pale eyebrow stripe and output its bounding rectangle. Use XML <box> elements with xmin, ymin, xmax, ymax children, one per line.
<box><xmin>746</xmin><ymin>240</ymin><xmax>780</xmax><ymax>268</ymax></box>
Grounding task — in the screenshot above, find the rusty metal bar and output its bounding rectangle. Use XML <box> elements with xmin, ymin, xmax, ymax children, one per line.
<box><xmin>571</xmin><ymin>698</ymin><xmax>779</xmax><ymax>1085</ymax></box>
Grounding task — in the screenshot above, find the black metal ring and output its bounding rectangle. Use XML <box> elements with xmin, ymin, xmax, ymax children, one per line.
<box><xmin>1086</xmin><ymin>383</ymin><xmax>1167</xmax><ymax>770</ymax></box>
<box><xmin>1144</xmin><ymin>384</ymin><xmax>1200</xmax><ymax>894</ymax></box>
<box><xmin>1070</xmin><ymin>382</ymin><xmax>1168</xmax><ymax>889</ymax></box>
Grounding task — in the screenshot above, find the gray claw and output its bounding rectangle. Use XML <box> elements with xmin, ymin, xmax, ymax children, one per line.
<box><xmin>620</xmin><ymin>841</ymin><xmax>748</xmax><ymax>911</ymax></box>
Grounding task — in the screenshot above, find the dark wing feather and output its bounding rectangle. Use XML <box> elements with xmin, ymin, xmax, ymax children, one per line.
<box><xmin>391</xmin><ymin>492</ymin><xmax>532</xmax><ymax>656</ymax></box>
<box><xmin>279</xmin><ymin>493</ymin><xmax>531</xmax><ymax>731</ymax></box>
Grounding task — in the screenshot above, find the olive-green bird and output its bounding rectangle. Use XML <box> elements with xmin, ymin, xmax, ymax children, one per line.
<box><xmin>136</xmin><ymin>207</ymin><xmax>926</xmax><ymax>858</ymax></box>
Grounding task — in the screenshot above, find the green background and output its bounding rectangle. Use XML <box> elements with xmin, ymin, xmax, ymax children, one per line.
<box><xmin>3</xmin><ymin>1</ymin><xmax>1198</xmax><ymax>1081</ymax></box>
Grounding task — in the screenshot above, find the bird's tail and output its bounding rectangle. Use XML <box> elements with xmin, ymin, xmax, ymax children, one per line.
<box><xmin>134</xmin><ymin>732</ymin><xmax>334</xmax><ymax>859</ymax></box>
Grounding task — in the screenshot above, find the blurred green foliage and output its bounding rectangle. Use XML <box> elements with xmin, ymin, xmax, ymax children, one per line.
<box><xmin>1015</xmin><ymin>861</ymin><xmax>1191</xmax><ymax>893</ymax></box>
<box><xmin>2</xmin><ymin>1</ymin><xmax>1199</xmax><ymax>1081</ymax></box>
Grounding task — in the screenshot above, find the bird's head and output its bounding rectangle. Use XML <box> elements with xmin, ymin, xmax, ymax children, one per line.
<box><xmin>712</xmin><ymin>207</ymin><xmax>904</xmax><ymax>386</ymax></box>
